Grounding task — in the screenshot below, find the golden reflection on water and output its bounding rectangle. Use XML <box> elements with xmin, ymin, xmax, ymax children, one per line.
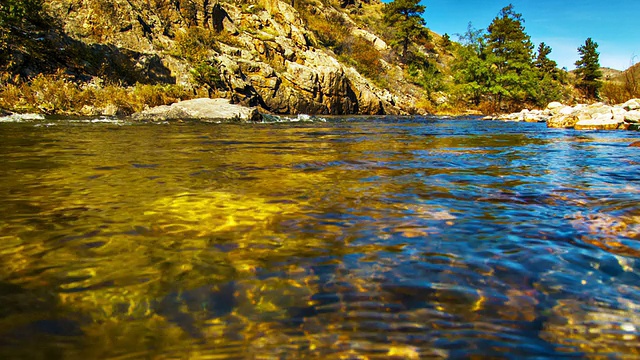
<box><xmin>0</xmin><ymin>120</ymin><xmax>639</xmax><ymax>358</ymax></box>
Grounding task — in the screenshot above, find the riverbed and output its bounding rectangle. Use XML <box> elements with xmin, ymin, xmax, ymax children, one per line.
<box><xmin>1</xmin><ymin>115</ymin><xmax>639</xmax><ymax>358</ymax></box>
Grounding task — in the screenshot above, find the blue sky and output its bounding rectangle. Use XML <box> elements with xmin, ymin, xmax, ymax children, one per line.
<box><xmin>415</xmin><ymin>0</ymin><xmax>640</xmax><ymax>70</ymax></box>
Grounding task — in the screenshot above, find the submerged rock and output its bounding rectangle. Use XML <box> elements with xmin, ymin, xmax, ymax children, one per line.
<box><xmin>132</xmin><ymin>98</ymin><xmax>262</xmax><ymax>122</ymax></box>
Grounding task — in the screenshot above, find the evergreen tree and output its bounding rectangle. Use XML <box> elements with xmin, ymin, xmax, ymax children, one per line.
<box><xmin>531</xmin><ymin>42</ymin><xmax>565</xmax><ymax>106</ymax></box>
<box><xmin>452</xmin><ymin>23</ymin><xmax>491</xmax><ymax>106</ymax></box>
<box><xmin>441</xmin><ymin>33</ymin><xmax>452</xmax><ymax>49</ymax></box>
<box><xmin>575</xmin><ymin>37</ymin><xmax>602</xmax><ymax>100</ymax></box>
<box><xmin>534</xmin><ymin>42</ymin><xmax>557</xmax><ymax>75</ymax></box>
<box><xmin>484</xmin><ymin>4</ymin><xmax>535</xmax><ymax>110</ymax></box>
<box><xmin>383</xmin><ymin>0</ymin><xmax>428</xmax><ymax>61</ymax></box>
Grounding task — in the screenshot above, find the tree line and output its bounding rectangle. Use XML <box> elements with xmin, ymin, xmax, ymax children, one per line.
<box><xmin>383</xmin><ymin>0</ymin><xmax>603</xmax><ymax>112</ymax></box>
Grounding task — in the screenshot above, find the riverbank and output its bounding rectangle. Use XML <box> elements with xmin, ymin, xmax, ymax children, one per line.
<box><xmin>486</xmin><ymin>99</ymin><xmax>640</xmax><ymax>131</ymax></box>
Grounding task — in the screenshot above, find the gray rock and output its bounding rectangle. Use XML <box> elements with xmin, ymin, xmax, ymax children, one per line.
<box><xmin>132</xmin><ymin>98</ymin><xmax>262</xmax><ymax>122</ymax></box>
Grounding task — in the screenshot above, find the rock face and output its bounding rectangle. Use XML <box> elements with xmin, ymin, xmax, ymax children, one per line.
<box><xmin>43</xmin><ymin>0</ymin><xmax>416</xmax><ymax>115</ymax></box>
<box><xmin>490</xmin><ymin>99</ymin><xmax>640</xmax><ymax>131</ymax></box>
<box><xmin>132</xmin><ymin>98</ymin><xmax>262</xmax><ymax>122</ymax></box>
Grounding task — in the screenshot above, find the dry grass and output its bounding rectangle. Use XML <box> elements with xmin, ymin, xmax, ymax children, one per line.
<box><xmin>0</xmin><ymin>73</ymin><xmax>190</xmax><ymax>115</ymax></box>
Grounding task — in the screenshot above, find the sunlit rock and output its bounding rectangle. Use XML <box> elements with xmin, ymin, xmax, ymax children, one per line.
<box><xmin>621</xmin><ymin>98</ymin><xmax>640</xmax><ymax>111</ymax></box>
<box><xmin>547</xmin><ymin>113</ymin><xmax>578</xmax><ymax>128</ymax></box>
<box><xmin>624</xmin><ymin>110</ymin><xmax>640</xmax><ymax>123</ymax></box>
<box><xmin>574</xmin><ymin>114</ymin><xmax>624</xmax><ymax>130</ymax></box>
<box><xmin>546</xmin><ymin>101</ymin><xmax>564</xmax><ymax>114</ymax></box>
<box><xmin>132</xmin><ymin>98</ymin><xmax>262</xmax><ymax>122</ymax></box>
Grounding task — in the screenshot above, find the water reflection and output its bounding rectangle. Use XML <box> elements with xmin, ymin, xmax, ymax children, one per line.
<box><xmin>0</xmin><ymin>118</ymin><xmax>639</xmax><ymax>358</ymax></box>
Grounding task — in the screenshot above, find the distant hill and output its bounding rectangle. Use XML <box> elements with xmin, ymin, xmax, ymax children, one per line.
<box><xmin>601</xmin><ymin>67</ymin><xmax>623</xmax><ymax>82</ymax></box>
<box><xmin>600</xmin><ymin>62</ymin><xmax>640</xmax><ymax>103</ymax></box>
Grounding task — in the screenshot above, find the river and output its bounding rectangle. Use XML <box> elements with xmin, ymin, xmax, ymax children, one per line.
<box><xmin>0</xmin><ymin>115</ymin><xmax>639</xmax><ymax>358</ymax></box>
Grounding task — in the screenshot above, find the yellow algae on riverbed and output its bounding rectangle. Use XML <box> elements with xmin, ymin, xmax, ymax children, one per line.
<box><xmin>144</xmin><ymin>191</ymin><xmax>301</xmax><ymax>237</ymax></box>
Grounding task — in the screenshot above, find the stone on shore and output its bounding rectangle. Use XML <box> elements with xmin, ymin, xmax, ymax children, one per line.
<box><xmin>547</xmin><ymin>114</ymin><xmax>579</xmax><ymax>128</ymax></box>
<box><xmin>546</xmin><ymin>102</ymin><xmax>564</xmax><ymax>114</ymax></box>
<box><xmin>493</xmin><ymin>100</ymin><xmax>640</xmax><ymax>131</ymax></box>
<box><xmin>621</xmin><ymin>98</ymin><xmax>640</xmax><ymax>111</ymax></box>
<box><xmin>625</xmin><ymin>110</ymin><xmax>640</xmax><ymax>123</ymax></box>
<box><xmin>574</xmin><ymin>114</ymin><xmax>624</xmax><ymax>130</ymax></box>
<box><xmin>132</xmin><ymin>98</ymin><xmax>262</xmax><ymax>122</ymax></box>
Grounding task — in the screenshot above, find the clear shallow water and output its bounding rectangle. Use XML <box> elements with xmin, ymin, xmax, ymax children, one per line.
<box><xmin>0</xmin><ymin>116</ymin><xmax>639</xmax><ymax>359</ymax></box>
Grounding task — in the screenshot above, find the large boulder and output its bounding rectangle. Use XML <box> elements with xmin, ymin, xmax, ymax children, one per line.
<box><xmin>574</xmin><ymin>113</ymin><xmax>624</xmax><ymax>130</ymax></box>
<box><xmin>545</xmin><ymin>101</ymin><xmax>564</xmax><ymax>115</ymax></box>
<box><xmin>351</xmin><ymin>28</ymin><xmax>388</xmax><ymax>51</ymax></box>
<box><xmin>547</xmin><ymin>114</ymin><xmax>579</xmax><ymax>128</ymax></box>
<box><xmin>621</xmin><ymin>98</ymin><xmax>640</xmax><ymax>111</ymax></box>
<box><xmin>624</xmin><ymin>110</ymin><xmax>640</xmax><ymax>123</ymax></box>
<box><xmin>132</xmin><ymin>98</ymin><xmax>262</xmax><ymax>122</ymax></box>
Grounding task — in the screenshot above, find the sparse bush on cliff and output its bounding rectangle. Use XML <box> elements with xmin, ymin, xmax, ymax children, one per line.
<box><xmin>190</xmin><ymin>60</ymin><xmax>226</xmax><ymax>95</ymax></box>
<box><xmin>173</xmin><ymin>27</ymin><xmax>220</xmax><ymax>62</ymax></box>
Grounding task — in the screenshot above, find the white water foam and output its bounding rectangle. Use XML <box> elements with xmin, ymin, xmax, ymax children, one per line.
<box><xmin>0</xmin><ymin>113</ymin><xmax>45</xmax><ymax>122</ymax></box>
<box><xmin>261</xmin><ymin>114</ymin><xmax>327</xmax><ymax>123</ymax></box>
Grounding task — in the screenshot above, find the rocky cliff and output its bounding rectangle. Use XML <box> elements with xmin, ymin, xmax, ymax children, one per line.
<box><xmin>15</xmin><ymin>0</ymin><xmax>429</xmax><ymax>115</ymax></box>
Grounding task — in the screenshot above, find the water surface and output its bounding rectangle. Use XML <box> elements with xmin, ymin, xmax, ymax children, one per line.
<box><xmin>1</xmin><ymin>116</ymin><xmax>639</xmax><ymax>358</ymax></box>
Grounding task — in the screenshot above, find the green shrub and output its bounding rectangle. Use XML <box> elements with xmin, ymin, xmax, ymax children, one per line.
<box><xmin>190</xmin><ymin>60</ymin><xmax>225</xmax><ymax>90</ymax></box>
<box><xmin>173</xmin><ymin>27</ymin><xmax>220</xmax><ymax>62</ymax></box>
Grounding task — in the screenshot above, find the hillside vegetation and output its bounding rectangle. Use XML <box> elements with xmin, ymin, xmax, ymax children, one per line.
<box><xmin>601</xmin><ymin>63</ymin><xmax>640</xmax><ymax>104</ymax></box>
<box><xmin>0</xmin><ymin>0</ymin><xmax>631</xmax><ymax>116</ymax></box>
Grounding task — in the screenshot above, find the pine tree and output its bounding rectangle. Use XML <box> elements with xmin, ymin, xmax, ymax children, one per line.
<box><xmin>484</xmin><ymin>4</ymin><xmax>535</xmax><ymax>110</ymax></box>
<box><xmin>534</xmin><ymin>42</ymin><xmax>557</xmax><ymax>74</ymax></box>
<box><xmin>531</xmin><ymin>42</ymin><xmax>565</xmax><ymax>107</ymax></box>
<box><xmin>575</xmin><ymin>37</ymin><xmax>602</xmax><ymax>100</ymax></box>
<box><xmin>383</xmin><ymin>0</ymin><xmax>428</xmax><ymax>62</ymax></box>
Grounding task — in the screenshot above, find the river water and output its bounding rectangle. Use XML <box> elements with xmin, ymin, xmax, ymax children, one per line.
<box><xmin>0</xmin><ymin>115</ymin><xmax>639</xmax><ymax>359</ymax></box>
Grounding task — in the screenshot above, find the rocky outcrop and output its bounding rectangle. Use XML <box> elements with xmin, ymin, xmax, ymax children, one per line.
<box><xmin>490</xmin><ymin>99</ymin><xmax>640</xmax><ymax>131</ymax></box>
<box><xmin>132</xmin><ymin>98</ymin><xmax>262</xmax><ymax>122</ymax></box>
<box><xmin>39</xmin><ymin>0</ymin><xmax>418</xmax><ymax>116</ymax></box>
